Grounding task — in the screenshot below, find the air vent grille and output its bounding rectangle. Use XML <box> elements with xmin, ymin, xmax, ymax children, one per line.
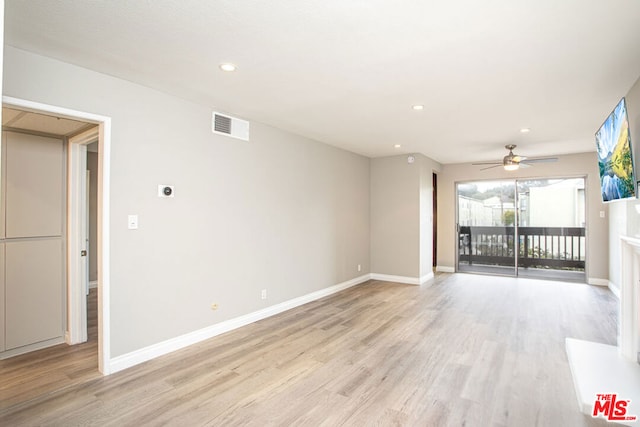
<box><xmin>214</xmin><ymin>114</ymin><xmax>232</xmax><ymax>134</ymax></box>
<box><xmin>212</xmin><ymin>112</ymin><xmax>250</xmax><ymax>141</ymax></box>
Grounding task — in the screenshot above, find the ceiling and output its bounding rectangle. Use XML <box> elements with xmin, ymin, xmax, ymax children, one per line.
<box><xmin>5</xmin><ymin>0</ymin><xmax>640</xmax><ymax>164</ymax></box>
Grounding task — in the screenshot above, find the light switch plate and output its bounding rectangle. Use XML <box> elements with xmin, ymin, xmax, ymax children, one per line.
<box><xmin>128</xmin><ymin>214</ymin><xmax>138</xmax><ymax>229</ymax></box>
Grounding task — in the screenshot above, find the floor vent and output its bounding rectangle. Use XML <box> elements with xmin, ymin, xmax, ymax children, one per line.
<box><xmin>212</xmin><ymin>112</ymin><xmax>250</xmax><ymax>141</ymax></box>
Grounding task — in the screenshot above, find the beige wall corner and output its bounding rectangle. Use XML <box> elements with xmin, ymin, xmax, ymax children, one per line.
<box><xmin>370</xmin><ymin>153</ymin><xmax>440</xmax><ymax>279</ymax></box>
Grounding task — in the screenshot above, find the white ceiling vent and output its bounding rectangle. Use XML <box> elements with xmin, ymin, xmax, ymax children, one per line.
<box><xmin>212</xmin><ymin>112</ymin><xmax>250</xmax><ymax>141</ymax></box>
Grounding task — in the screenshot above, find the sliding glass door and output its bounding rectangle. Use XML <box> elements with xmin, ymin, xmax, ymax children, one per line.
<box><xmin>457</xmin><ymin>181</ymin><xmax>517</xmax><ymax>276</ymax></box>
<box><xmin>456</xmin><ymin>178</ymin><xmax>586</xmax><ymax>282</ymax></box>
<box><xmin>516</xmin><ymin>178</ymin><xmax>586</xmax><ymax>281</ymax></box>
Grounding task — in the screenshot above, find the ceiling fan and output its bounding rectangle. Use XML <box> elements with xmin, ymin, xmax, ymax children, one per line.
<box><xmin>472</xmin><ymin>144</ymin><xmax>558</xmax><ymax>171</ymax></box>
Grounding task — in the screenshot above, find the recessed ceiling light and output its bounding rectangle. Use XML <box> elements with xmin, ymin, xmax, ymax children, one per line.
<box><xmin>412</xmin><ymin>105</ymin><xmax>424</xmax><ymax>111</ymax></box>
<box><xmin>394</xmin><ymin>144</ymin><xmax>401</xmax><ymax>148</ymax></box>
<box><xmin>520</xmin><ymin>128</ymin><xmax>531</xmax><ymax>133</ymax></box>
<box><xmin>219</xmin><ymin>63</ymin><xmax>237</xmax><ymax>72</ymax></box>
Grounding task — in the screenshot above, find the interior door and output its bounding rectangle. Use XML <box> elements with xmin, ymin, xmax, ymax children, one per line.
<box><xmin>5</xmin><ymin>240</ymin><xmax>63</xmax><ymax>349</ymax></box>
<box><xmin>2</xmin><ymin>131</ymin><xmax>65</xmax><ymax>353</ymax></box>
<box><xmin>457</xmin><ymin>180</ymin><xmax>517</xmax><ymax>276</ymax></box>
<box><xmin>84</xmin><ymin>170</ymin><xmax>90</xmax><ymax>295</ymax></box>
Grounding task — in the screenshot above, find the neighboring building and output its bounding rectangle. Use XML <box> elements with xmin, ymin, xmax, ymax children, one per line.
<box><xmin>458</xmin><ymin>195</ymin><xmax>492</xmax><ymax>226</ymax></box>
<box><xmin>525</xmin><ymin>180</ymin><xmax>586</xmax><ymax>227</ymax></box>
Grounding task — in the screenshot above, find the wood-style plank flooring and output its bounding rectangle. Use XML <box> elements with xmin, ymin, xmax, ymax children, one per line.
<box><xmin>0</xmin><ymin>274</ymin><xmax>617</xmax><ymax>426</ymax></box>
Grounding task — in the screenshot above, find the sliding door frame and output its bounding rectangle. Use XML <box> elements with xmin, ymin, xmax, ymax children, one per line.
<box><xmin>455</xmin><ymin>174</ymin><xmax>589</xmax><ymax>281</ymax></box>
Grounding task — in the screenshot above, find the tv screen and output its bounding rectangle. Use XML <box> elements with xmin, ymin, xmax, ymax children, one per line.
<box><xmin>595</xmin><ymin>97</ymin><xmax>636</xmax><ymax>202</ymax></box>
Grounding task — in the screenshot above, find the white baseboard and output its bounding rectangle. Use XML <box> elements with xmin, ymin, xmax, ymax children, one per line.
<box><xmin>420</xmin><ymin>271</ymin><xmax>434</xmax><ymax>285</ymax></box>
<box><xmin>608</xmin><ymin>283</ymin><xmax>621</xmax><ymax>299</ymax></box>
<box><xmin>588</xmin><ymin>277</ymin><xmax>620</xmax><ymax>299</ymax></box>
<box><xmin>108</xmin><ymin>274</ymin><xmax>371</xmax><ymax>374</ymax></box>
<box><xmin>370</xmin><ymin>273</ymin><xmax>421</xmax><ymax>285</ymax></box>
<box><xmin>588</xmin><ymin>277</ymin><xmax>609</xmax><ymax>287</ymax></box>
<box><xmin>89</xmin><ymin>280</ymin><xmax>98</xmax><ymax>289</ymax></box>
<box><xmin>436</xmin><ymin>266</ymin><xmax>455</xmax><ymax>273</ymax></box>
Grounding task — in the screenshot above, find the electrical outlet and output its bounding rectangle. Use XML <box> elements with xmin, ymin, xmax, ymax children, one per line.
<box><xmin>261</xmin><ymin>289</ymin><xmax>267</xmax><ymax>300</ymax></box>
<box><xmin>210</xmin><ymin>303</ymin><xmax>218</xmax><ymax>310</ymax></box>
<box><xmin>357</xmin><ymin>264</ymin><xmax>362</xmax><ymax>272</ymax></box>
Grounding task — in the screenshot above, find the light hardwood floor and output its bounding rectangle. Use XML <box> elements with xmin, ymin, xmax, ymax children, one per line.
<box><xmin>0</xmin><ymin>274</ymin><xmax>617</xmax><ymax>426</ymax></box>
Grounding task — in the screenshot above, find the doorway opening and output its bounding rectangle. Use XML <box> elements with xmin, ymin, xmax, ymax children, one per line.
<box><xmin>432</xmin><ymin>172</ymin><xmax>437</xmax><ymax>269</ymax></box>
<box><xmin>1</xmin><ymin>96</ymin><xmax>111</xmax><ymax>374</ymax></box>
<box><xmin>456</xmin><ymin>177</ymin><xmax>587</xmax><ymax>282</ymax></box>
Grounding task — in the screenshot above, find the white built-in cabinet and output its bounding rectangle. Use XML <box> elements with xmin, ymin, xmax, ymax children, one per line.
<box><xmin>0</xmin><ymin>131</ymin><xmax>65</xmax><ymax>357</ymax></box>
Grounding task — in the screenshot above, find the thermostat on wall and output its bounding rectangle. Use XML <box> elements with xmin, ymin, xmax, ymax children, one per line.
<box><xmin>158</xmin><ymin>185</ymin><xmax>175</xmax><ymax>198</ymax></box>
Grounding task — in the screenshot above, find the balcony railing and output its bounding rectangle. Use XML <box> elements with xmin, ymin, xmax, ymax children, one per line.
<box><xmin>458</xmin><ymin>226</ymin><xmax>585</xmax><ymax>270</ymax></box>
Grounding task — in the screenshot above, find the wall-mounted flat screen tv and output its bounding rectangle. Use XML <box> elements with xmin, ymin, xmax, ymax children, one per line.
<box><xmin>595</xmin><ymin>97</ymin><xmax>636</xmax><ymax>202</ymax></box>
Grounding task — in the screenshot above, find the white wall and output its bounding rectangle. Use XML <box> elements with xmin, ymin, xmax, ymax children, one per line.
<box><xmin>608</xmin><ymin>74</ymin><xmax>640</xmax><ymax>292</ymax></box>
<box><xmin>3</xmin><ymin>46</ymin><xmax>371</xmax><ymax>358</ymax></box>
<box><xmin>437</xmin><ymin>152</ymin><xmax>609</xmax><ymax>282</ymax></box>
<box><xmin>622</xmin><ymin>75</ymin><xmax>640</xmax><ymax>240</ymax></box>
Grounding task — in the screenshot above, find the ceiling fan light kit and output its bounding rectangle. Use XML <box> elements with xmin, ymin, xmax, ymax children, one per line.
<box><xmin>472</xmin><ymin>144</ymin><xmax>558</xmax><ymax>171</ymax></box>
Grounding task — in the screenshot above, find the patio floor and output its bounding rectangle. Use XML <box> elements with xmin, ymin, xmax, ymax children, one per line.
<box><xmin>457</xmin><ymin>263</ymin><xmax>586</xmax><ymax>283</ymax></box>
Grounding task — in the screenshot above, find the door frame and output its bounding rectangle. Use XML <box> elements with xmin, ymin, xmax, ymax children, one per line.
<box><xmin>2</xmin><ymin>96</ymin><xmax>112</xmax><ymax>375</ymax></box>
<box><xmin>68</xmin><ymin>127</ymin><xmax>98</xmax><ymax>345</ymax></box>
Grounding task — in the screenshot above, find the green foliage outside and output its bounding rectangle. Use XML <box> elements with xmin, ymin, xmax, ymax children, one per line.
<box><xmin>502</xmin><ymin>211</ymin><xmax>515</xmax><ymax>226</ymax></box>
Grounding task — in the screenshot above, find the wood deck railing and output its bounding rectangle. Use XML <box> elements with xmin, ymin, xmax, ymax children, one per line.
<box><xmin>458</xmin><ymin>226</ymin><xmax>585</xmax><ymax>270</ymax></box>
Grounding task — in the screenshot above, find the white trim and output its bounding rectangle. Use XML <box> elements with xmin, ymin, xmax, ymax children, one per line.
<box><xmin>588</xmin><ymin>278</ymin><xmax>620</xmax><ymax>298</ymax></box>
<box><xmin>109</xmin><ymin>274</ymin><xmax>371</xmax><ymax>374</ymax></box>
<box><xmin>587</xmin><ymin>277</ymin><xmax>609</xmax><ymax>287</ymax></box>
<box><xmin>2</xmin><ymin>96</ymin><xmax>112</xmax><ymax>376</ymax></box>
<box><xmin>370</xmin><ymin>273</ymin><xmax>422</xmax><ymax>285</ymax></box>
<box><xmin>420</xmin><ymin>272</ymin><xmax>435</xmax><ymax>285</ymax></box>
<box><xmin>619</xmin><ymin>236</ymin><xmax>640</xmax><ymax>362</ymax></box>
<box><xmin>67</xmin><ymin>127</ymin><xmax>99</xmax><ymax>346</ymax></box>
<box><xmin>436</xmin><ymin>265</ymin><xmax>455</xmax><ymax>273</ymax></box>
<box><xmin>66</xmin><ymin>140</ymin><xmax>88</xmax><ymax>345</ymax></box>
<box><xmin>89</xmin><ymin>280</ymin><xmax>98</xmax><ymax>289</ymax></box>
<box><xmin>98</xmin><ymin>118</ymin><xmax>111</xmax><ymax>375</ymax></box>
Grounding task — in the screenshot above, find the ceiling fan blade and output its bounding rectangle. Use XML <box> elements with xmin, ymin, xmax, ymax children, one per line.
<box><xmin>480</xmin><ymin>164</ymin><xmax>503</xmax><ymax>171</ymax></box>
<box><xmin>472</xmin><ymin>162</ymin><xmax>502</xmax><ymax>166</ymax></box>
<box><xmin>524</xmin><ymin>157</ymin><xmax>558</xmax><ymax>164</ymax></box>
<box><xmin>512</xmin><ymin>155</ymin><xmax>527</xmax><ymax>162</ymax></box>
